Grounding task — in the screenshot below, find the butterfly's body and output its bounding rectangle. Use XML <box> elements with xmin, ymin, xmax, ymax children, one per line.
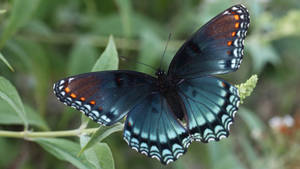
<box><xmin>155</xmin><ymin>70</ymin><xmax>172</xmax><ymax>94</ymax></box>
<box><xmin>53</xmin><ymin>4</ymin><xmax>250</xmax><ymax>164</ymax></box>
<box><xmin>155</xmin><ymin>70</ymin><xmax>188</xmax><ymax>124</ymax></box>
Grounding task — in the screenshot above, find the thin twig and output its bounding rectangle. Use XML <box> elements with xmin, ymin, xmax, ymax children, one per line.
<box><xmin>0</xmin><ymin>127</ymin><xmax>99</xmax><ymax>139</ymax></box>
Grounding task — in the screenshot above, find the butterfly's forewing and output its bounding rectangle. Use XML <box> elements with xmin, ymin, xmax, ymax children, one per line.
<box><xmin>53</xmin><ymin>71</ymin><xmax>155</xmax><ymax>125</ymax></box>
<box><xmin>178</xmin><ymin>76</ymin><xmax>239</xmax><ymax>142</ymax></box>
<box><xmin>123</xmin><ymin>93</ymin><xmax>191</xmax><ymax>164</ymax></box>
<box><xmin>168</xmin><ymin>4</ymin><xmax>250</xmax><ymax>79</ymax></box>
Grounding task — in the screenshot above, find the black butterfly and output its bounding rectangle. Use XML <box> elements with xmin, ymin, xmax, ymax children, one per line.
<box><xmin>53</xmin><ymin>4</ymin><xmax>250</xmax><ymax>164</ymax></box>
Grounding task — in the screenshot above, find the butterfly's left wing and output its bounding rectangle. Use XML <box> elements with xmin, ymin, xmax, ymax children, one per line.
<box><xmin>168</xmin><ymin>4</ymin><xmax>250</xmax><ymax>79</ymax></box>
<box><xmin>53</xmin><ymin>70</ymin><xmax>156</xmax><ymax>126</ymax></box>
<box><xmin>178</xmin><ymin>76</ymin><xmax>240</xmax><ymax>142</ymax></box>
<box><xmin>123</xmin><ymin>93</ymin><xmax>192</xmax><ymax>164</ymax></box>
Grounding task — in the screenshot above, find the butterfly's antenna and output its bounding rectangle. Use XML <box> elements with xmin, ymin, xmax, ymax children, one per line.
<box><xmin>159</xmin><ymin>33</ymin><xmax>172</xmax><ymax>71</ymax></box>
<box><xmin>119</xmin><ymin>56</ymin><xmax>157</xmax><ymax>72</ymax></box>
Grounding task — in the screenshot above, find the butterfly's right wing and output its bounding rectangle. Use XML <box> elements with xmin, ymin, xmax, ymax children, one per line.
<box><xmin>168</xmin><ymin>4</ymin><xmax>250</xmax><ymax>79</ymax></box>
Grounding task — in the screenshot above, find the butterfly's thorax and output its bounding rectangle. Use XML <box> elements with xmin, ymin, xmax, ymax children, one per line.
<box><xmin>155</xmin><ymin>70</ymin><xmax>187</xmax><ymax>125</ymax></box>
<box><xmin>155</xmin><ymin>71</ymin><xmax>173</xmax><ymax>93</ymax></box>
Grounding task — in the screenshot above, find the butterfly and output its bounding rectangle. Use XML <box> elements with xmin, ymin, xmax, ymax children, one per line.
<box><xmin>53</xmin><ymin>4</ymin><xmax>250</xmax><ymax>164</ymax></box>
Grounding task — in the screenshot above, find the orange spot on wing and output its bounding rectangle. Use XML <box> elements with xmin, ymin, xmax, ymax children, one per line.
<box><xmin>227</xmin><ymin>41</ymin><xmax>232</xmax><ymax>46</ymax></box>
<box><xmin>90</xmin><ymin>100</ymin><xmax>96</xmax><ymax>105</ymax></box>
<box><xmin>234</xmin><ymin>15</ymin><xmax>239</xmax><ymax>20</ymax></box>
<box><xmin>65</xmin><ymin>87</ymin><xmax>71</xmax><ymax>93</ymax></box>
<box><xmin>231</xmin><ymin>32</ymin><xmax>236</xmax><ymax>37</ymax></box>
<box><xmin>221</xmin><ymin>82</ymin><xmax>227</xmax><ymax>87</ymax></box>
<box><xmin>80</xmin><ymin>97</ymin><xmax>86</xmax><ymax>101</ymax></box>
<box><xmin>70</xmin><ymin>93</ymin><xmax>77</xmax><ymax>98</ymax></box>
<box><xmin>235</xmin><ymin>22</ymin><xmax>240</xmax><ymax>28</ymax></box>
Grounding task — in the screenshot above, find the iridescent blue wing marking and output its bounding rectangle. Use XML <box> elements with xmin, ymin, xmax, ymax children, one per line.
<box><xmin>168</xmin><ymin>4</ymin><xmax>250</xmax><ymax>79</ymax></box>
<box><xmin>178</xmin><ymin>76</ymin><xmax>240</xmax><ymax>142</ymax></box>
<box><xmin>53</xmin><ymin>71</ymin><xmax>155</xmax><ymax>125</ymax></box>
<box><xmin>123</xmin><ymin>93</ymin><xmax>191</xmax><ymax>164</ymax></box>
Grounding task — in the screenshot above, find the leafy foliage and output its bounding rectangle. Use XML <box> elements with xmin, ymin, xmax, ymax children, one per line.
<box><xmin>0</xmin><ymin>52</ymin><xmax>14</xmax><ymax>71</ymax></box>
<box><xmin>0</xmin><ymin>76</ymin><xmax>28</xmax><ymax>129</ymax></box>
<box><xmin>80</xmin><ymin>135</ymin><xmax>115</xmax><ymax>169</ymax></box>
<box><xmin>35</xmin><ymin>138</ymin><xmax>96</xmax><ymax>169</ymax></box>
<box><xmin>0</xmin><ymin>0</ymin><xmax>300</xmax><ymax>169</ymax></box>
<box><xmin>92</xmin><ymin>36</ymin><xmax>119</xmax><ymax>72</ymax></box>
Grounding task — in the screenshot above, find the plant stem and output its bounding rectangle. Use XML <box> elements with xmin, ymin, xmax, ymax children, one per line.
<box><xmin>0</xmin><ymin>127</ymin><xmax>99</xmax><ymax>139</ymax></box>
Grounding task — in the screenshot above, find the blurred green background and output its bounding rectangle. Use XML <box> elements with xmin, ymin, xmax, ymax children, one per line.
<box><xmin>0</xmin><ymin>0</ymin><xmax>300</xmax><ymax>169</ymax></box>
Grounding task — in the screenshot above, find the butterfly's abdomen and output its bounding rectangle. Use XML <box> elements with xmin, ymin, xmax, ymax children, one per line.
<box><xmin>156</xmin><ymin>72</ymin><xmax>187</xmax><ymax>126</ymax></box>
<box><xmin>164</xmin><ymin>90</ymin><xmax>187</xmax><ymax>126</ymax></box>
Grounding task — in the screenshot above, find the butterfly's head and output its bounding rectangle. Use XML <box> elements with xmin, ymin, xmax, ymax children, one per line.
<box><xmin>155</xmin><ymin>69</ymin><xmax>166</xmax><ymax>78</ymax></box>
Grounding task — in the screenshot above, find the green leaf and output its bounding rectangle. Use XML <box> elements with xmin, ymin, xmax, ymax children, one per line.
<box><xmin>68</xmin><ymin>38</ymin><xmax>98</xmax><ymax>75</ymax></box>
<box><xmin>23</xmin><ymin>104</ymin><xmax>49</xmax><ymax>130</ymax></box>
<box><xmin>80</xmin><ymin>114</ymin><xmax>91</xmax><ymax>129</ymax></box>
<box><xmin>78</xmin><ymin>123</ymin><xmax>123</xmax><ymax>156</ymax></box>
<box><xmin>2</xmin><ymin>40</ymin><xmax>32</xmax><ymax>70</ymax></box>
<box><xmin>0</xmin><ymin>76</ymin><xmax>28</xmax><ymax>129</ymax></box>
<box><xmin>0</xmin><ymin>52</ymin><xmax>14</xmax><ymax>71</ymax></box>
<box><xmin>115</xmin><ymin>0</ymin><xmax>132</xmax><ymax>37</ymax></box>
<box><xmin>0</xmin><ymin>0</ymin><xmax>40</xmax><ymax>48</ymax></box>
<box><xmin>35</xmin><ymin>138</ymin><xmax>95</xmax><ymax>169</ymax></box>
<box><xmin>0</xmin><ymin>100</ymin><xmax>49</xmax><ymax>130</ymax></box>
<box><xmin>15</xmin><ymin>39</ymin><xmax>51</xmax><ymax>115</ymax></box>
<box><xmin>80</xmin><ymin>135</ymin><xmax>115</xmax><ymax>169</ymax></box>
<box><xmin>92</xmin><ymin>35</ymin><xmax>119</xmax><ymax>72</ymax></box>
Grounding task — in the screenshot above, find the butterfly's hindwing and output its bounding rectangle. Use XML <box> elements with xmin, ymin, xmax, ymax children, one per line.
<box><xmin>178</xmin><ymin>76</ymin><xmax>240</xmax><ymax>142</ymax></box>
<box><xmin>53</xmin><ymin>71</ymin><xmax>156</xmax><ymax>125</ymax></box>
<box><xmin>168</xmin><ymin>4</ymin><xmax>250</xmax><ymax>78</ymax></box>
<box><xmin>123</xmin><ymin>93</ymin><xmax>192</xmax><ymax>164</ymax></box>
